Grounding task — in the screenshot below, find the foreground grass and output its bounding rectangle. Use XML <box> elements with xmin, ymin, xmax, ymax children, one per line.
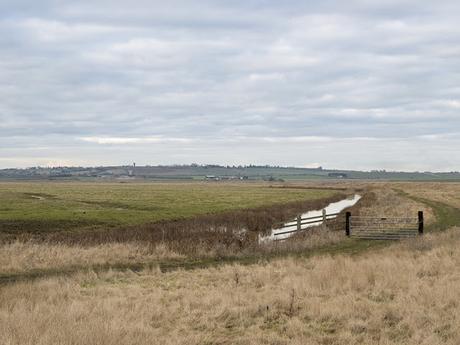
<box><xmin>0</xmin><ymin>182</ymin><xmax>335</xmax><ymax>233</ymax></box>
<box><xmin>0</xmin><ymin>231</ymin><xmax>370</xmax><ymax>285</ymax></box>
<box><xmin>2</xmin><ymin>228</ymin><xmax>460</xmax><ymax>345</ymax></box>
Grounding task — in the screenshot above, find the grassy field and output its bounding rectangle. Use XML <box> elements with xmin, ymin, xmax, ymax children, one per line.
<box><xmin>0</xmin><ymin>182</ymin><xmax>336</xmax><ymax>234</ymax></box>
<box><xmin>1</xmin><ymin>181</ymin><xmax>460</xmax><ymax>344</ymax></box>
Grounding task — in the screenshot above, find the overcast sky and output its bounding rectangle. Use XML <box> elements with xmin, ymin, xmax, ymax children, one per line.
<box><xmin>1</xmin><ymin>0</ymin><xmax>459</xmax><ymax>170</ymax></box>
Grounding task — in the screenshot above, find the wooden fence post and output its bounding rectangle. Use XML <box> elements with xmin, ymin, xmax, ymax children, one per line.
<box><xmin>322</xmin><ymin>209</ymin><xmax>327</xmax><ymax>230</ymax></box>
<box><xmin>296</xmin><ymin>215</ymin><xmax>301</xmax><ymax>231</ymax></box>
<box><xmin>346</xmin><ymin>212</ymin><xmax>351</xmax><ymax>237</ymax></box>
<box><xmin>418</xmin><ymin>211</ymin><xmax>424</xmax><ymax>235</ymax></box>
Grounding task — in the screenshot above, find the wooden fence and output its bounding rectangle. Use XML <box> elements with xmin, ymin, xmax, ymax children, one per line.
<box><xmin>272</xmin><ymin>210</ymin><xmax>424</xmax><ymax>241</ymax></box>
<box><xmin>272</xmin><ymin>210</ymin><xmax>341</xmax><ymax>240</ymax></box>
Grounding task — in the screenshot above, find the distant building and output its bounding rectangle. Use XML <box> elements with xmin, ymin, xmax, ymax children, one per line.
<box><xmin>328</xmin><ymin>172</ymin><xmax>348</xmax><ymax>179</ymax></box>
<box><xmin>205</xmin><ymin>175</ymin><xmax>248</xmax><ymax>181</ymax></box>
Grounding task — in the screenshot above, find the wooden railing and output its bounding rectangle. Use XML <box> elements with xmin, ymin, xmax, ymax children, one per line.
<box><xmin>273</xmin><ymin>211</ymin><xmax>341</xmax><ymax>238</ymax></box>
<box><xmin>272</xmin><ymin>211</ymin><xmax>424</xmax><ymax>241</ymax></box>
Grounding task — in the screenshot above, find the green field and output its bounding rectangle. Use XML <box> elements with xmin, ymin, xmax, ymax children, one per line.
<box><xmin>0</xmin><ymin>182</ymin><xmax>335</xmax><ymax>234</ymax></box>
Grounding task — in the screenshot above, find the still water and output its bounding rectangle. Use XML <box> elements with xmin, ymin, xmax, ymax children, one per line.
<box><xmin>259</xmin><ymin>194</ymin><xmax>362</xmax><ymax>242</ymax></box>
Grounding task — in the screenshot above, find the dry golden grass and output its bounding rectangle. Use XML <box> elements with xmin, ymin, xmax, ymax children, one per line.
<box><xmin>2</xmin><ymin>227</ymin><xmax>460</xmax><ymax>345</ymax></box>
<box><xmin>357</xmin><ymin>187</ymin><xmax>434</xmax><ymax>221</ymax></box>
<box><xmin>261</xmin><ymin>227</ymin><xmax>346</xmax><ymax>253</ymax></box>
<box><xmin>396</xmin><ymin>182</ymin><xmax>460</xmax><ymax>209</ymax></box>
<box><xmin>0</xmin><ymin>241</ymin><xmax>183</xmax><ymax>275</ymax></box>
<box><xmin>0</xmin><ymin>228</ymin><xmax>347</xmax><ymax>278</ymax></box>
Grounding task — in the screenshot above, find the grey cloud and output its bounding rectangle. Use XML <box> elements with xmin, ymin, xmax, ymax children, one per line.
<box><xmin>0</xmin><ymin>1</ymin><xmax>459</xmax><ymax>169</ymax></box>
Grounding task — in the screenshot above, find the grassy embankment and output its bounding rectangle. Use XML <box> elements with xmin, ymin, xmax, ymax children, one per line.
<box><xmin>393</xmin><ymin>182</ymin><xmax>460</xmax><ymax>232</ymax></box>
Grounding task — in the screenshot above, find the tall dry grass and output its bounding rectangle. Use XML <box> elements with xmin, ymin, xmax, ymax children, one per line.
<box><xmin>1</xmin><ymin>227</ymin><xmax>460</xmax><ymax>345</ymax></box>
<box><xmin>355</xmin><ymin>187</ymin><xmax>434</xmax><ymax>221</ymax></box>
<box><xmin>396</xmin><ymin>182</ymin><xmax>460</xmax><ymax>209</ymax></box>
<box><xmin>0</xmin><ymin>242</ymin><xmax>183</xmax><ymax>275</ymax></box>
<box><xmin>0</xmin><ymin>228</ymin><xmax>346</xmax><ymax>277</ymax></box>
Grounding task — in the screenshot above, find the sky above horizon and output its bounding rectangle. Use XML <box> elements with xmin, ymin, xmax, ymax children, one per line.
<box><xmin>1</xmin><ymin>0</ymin><xmax>460</xmax><ymax>171</ymax></box>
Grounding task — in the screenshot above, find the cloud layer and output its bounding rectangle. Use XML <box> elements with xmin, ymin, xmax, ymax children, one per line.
<box><xmin>1</xmin><ymin>0</ymin><xmax>459</xmax><ymax>170</ymax></box>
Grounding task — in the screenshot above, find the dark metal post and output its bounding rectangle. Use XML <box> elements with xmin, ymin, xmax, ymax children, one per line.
<box><xmin>418</xmin><ymin>211</ymin><xmax>424</xmax><ymax>235</ymax></box>
<box><xmin>346</xmin><ymin>212</ymin><xmax>351</xmax><ymax>237</ymax></box>
<box><xmin>322</xmin><ymin>209</ymin><xmax>327</xmax><ymax>230</ymax></box>
<box><xmin>296</xmin><ymin>215</ymin><xmax>301</xmax><ymax>231</ymax></box>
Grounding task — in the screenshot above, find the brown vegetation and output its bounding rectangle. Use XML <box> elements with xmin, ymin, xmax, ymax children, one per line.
<box><xmin>2</xmin><ymin>227</ymin><xmax>460</xmax><ymax>345</ymax></box>
<box><xmin>0</xmin><ymin>228</ymin><xmax>346</xmax><ymax>278</ymax></box>
<box><xmin>395</xmin><ymin>182</ymin><xmax>460</xmax><ymax>209</ymax></box>
<box><xmin>0</xmin><ymin>241</ymin><xmax>183</xmax><ymax>276</ymax></box>
<box><xmin>355</xmin><ymin>187</ymin><xmax>433</xmax><ymax>220</ymax></box>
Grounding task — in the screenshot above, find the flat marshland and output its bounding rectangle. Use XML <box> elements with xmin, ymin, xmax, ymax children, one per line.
<box><xmin>0</xmin><ymin>182</ymin><xmax>336</xmax><ymax>234</ymax></box>
<box><xmin>1</xmin><ymin>181</ymin><xmax>460</xmax><ymax>344</ymax></box>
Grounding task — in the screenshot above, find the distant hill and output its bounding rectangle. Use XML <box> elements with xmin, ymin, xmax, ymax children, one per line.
<box><xmin>1</xmin><ymin>165</ymin><xmax>460</xmax><ymax>181</ymax></box>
